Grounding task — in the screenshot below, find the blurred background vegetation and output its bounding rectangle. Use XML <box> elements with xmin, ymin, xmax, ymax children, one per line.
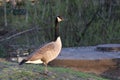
<box><xmin>0</xmin><ymin>0</ymin><xmax>120</xmax><ymax>57</ymax></box>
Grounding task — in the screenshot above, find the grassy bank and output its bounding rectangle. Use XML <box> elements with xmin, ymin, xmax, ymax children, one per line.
<box><xmin>0</xmin><ymin>60</ymin><xmax>109</xmax><ymax>80</ymax></box>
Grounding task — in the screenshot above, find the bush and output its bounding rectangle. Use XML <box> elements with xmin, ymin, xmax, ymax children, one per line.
<box><xmin>0</xmin><ymin>45</ymin><xmax>7</xmax><ymax>58</ymax></box>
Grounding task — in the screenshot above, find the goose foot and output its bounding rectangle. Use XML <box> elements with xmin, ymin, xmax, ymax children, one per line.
<box><xmin>39</xmin><ymin>71</ymin><xmax>56</xmax><ymax>76</ymax></box>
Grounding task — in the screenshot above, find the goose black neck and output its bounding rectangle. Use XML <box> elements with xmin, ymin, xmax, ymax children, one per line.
<box><xmin>54</xmin><ymin>19</ymin><xmax>59</xmax><ymax>41</ymax></box>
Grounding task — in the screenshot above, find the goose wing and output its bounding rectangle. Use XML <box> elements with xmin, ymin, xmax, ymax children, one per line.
<box><xmin>26</xmin><ymin>42</ymin><xmax>55</xmax><ymax>61</ymax></box>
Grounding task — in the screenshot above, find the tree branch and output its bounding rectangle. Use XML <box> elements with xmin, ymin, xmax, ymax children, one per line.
<box><xmin>0</xmin><ymin>27</ymin><xmax>51</xmax><ymax>42</ymax></box>
<box><xmin>78</xmin><ymin>8</ymin><xmax>100</xmax><ymax>42</ymax></box>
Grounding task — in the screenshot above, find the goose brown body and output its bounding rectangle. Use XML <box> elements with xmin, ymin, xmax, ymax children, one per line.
<box><xmin>25</xmin><ymin>36</ymin><xmax>62</xmax><ymax>64</ymax></box>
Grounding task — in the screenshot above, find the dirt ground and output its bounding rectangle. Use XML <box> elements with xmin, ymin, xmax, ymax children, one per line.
<box><xmin>50</xmin><ymin>59</ymin><xmax>120</xmax><ymax>80</ymax></box>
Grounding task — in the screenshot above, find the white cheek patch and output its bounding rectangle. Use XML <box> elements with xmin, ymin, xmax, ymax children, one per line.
<box><xmin>57</xmin><ymin>17</ymin><xmax>62</xmax><ymax>22</ymax></box>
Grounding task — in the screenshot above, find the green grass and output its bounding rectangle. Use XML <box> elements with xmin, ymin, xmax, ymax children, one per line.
<box><xmin>0</xmin><ymin>60</ymin><xmax>109</xmax><ymax>80</ymax></box>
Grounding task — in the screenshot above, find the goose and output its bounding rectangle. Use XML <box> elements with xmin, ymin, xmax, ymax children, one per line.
<box><xmin>19</xmin><ymin>16</ymin><xmax>63</xmax><ymax>73</ymax></box>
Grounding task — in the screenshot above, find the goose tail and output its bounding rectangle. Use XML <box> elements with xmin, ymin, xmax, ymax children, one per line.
<box><xmin>19</xmin><ymin>59</ymin><xmax>28</xmax><ymax>65</ymax></box>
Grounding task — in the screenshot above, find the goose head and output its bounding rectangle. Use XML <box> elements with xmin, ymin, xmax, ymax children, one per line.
<box><xmin>56</xmin><ymin>16</ymin><xmax>64</xmax><ymax>23</ymax></box>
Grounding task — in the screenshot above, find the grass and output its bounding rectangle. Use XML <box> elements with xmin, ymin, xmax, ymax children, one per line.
<box><xmin>0</xmin><ymin>60</ymin><xmax>109</xmax><ymax>80</ymax></box>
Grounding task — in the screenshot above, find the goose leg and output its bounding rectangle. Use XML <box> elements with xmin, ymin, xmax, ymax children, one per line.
<box><xmin>43</xmin><ymin>63</ymin><xmax>56</xmax><ymax>76</ymax></box>
<box><xmin>39</xmin><ymin>63</ymin><xmax>48</xmax><ymax>75</ymax></box>
<box><xmin>44</xmin><ymin>63</ymin><xmax>48</xmax><ymax>73</ymax></box>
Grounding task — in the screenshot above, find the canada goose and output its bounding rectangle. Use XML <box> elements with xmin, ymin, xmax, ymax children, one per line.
<box><xmin>19</xmin><ymin>16</ymin><xmax>63</xmax><ymax>73</ymax></box>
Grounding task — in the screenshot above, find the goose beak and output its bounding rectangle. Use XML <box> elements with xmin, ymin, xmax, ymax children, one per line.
<box><xmin>60</xmin><ymin>17</ymin><xmax>64</xmax><ymax>21</ymax></box>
